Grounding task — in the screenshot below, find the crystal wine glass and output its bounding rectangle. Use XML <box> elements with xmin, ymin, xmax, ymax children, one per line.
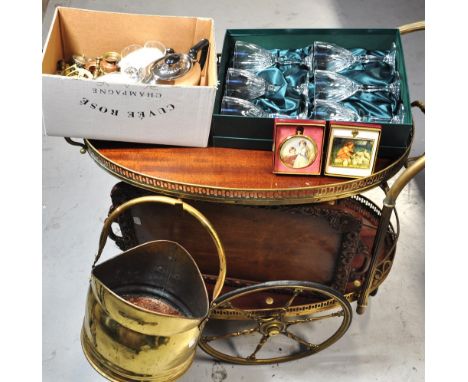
<box><xmin>225</xmin><ymin>68</ymin><xmax>307</xmax><ymax>100</ymax></box>
<box><xmin>119</xmin><ymin>44</ymin><xmax>143</xmax><ymax>81</ymax></box>
<box><xmin>232</xmin><ymin>41</ymin><xmax>312</xmax><ymax>72</ymax></box>
<box><xmin>314</xmin><ymin>70</ymin><xmax>401</xmax><ymax>102</ymax></box>
<box><xmin>312</xmin><ymin>99</ymin><xmax>405</xmax><ymax>123</ymax></box>
<box><xmin>366</xmin><ymin>103</ymin><xmax>405</xmax><ymax>124</ymax></box>
<box><xmin>225</xmin><ymin>68</ymin><xmax>279</xmax><ymax>99</ymax></box>
<box><xmin>221</xmin><ymin>96</ymin><xmax>304</xmax><ymax>118</ymax></box>
<box><xmin>313</xmin><ymin>41</ymin><xmax>397</xmax><ymax>72</ymax></box>
<box><xmin>119</xmin><ymin>42</ymin><xmax>166</xmax><ymax>82</ymax></box>
<box><xmin>144</xmin><ymin>40</ymin><xmax>167</xmax><ymax>55</ymax></box>
<box><xmin>312</xmin><ymin>99</ymin><xmax>360</xmax><ymax>121</ymax></box>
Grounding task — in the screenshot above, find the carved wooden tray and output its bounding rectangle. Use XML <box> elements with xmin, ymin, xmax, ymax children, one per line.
<box><xmin>85</xmin><ymin>133</ymin><xmax>412</xmax><ymax>205</ymax></box>
<box><xmin>108</xmin><ymin>182</ymin><xmax>397</xmax><ymax>299</ymax></box>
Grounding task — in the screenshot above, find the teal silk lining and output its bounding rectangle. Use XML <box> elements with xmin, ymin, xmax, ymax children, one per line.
<box><xmin>245</xmin><ymin>46</ymin><xmax>399</xmax><ymax>119</ymax></box>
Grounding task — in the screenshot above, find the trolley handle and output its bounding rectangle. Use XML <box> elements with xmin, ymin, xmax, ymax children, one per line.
<box><xmin>399</xmin><ymin>21</ymin><xmax>425</xmax><ymax>35</ymax></box>
<box><xmin>383</xmin><ymin>21</ymin><xmax>425</xmax><ymax>206</ymax></box>
<box><xmin>64</xmin><ymin>137</ymin><xmax>87</xmax><ymax>154</ymax></box>
<box><xmin>405</xmin><ymin>100</ymin><xmax>425</xmax><ymax>167</ymax></box>
<box><xmin>384</xmin><ymin>101</ymin><xmax>425</xmax><ymax>207</ymax></box>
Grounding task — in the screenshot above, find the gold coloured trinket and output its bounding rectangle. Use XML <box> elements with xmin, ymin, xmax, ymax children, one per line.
<box><xmin>93</xmin><ymin>56</ymin><xmax>104</xmax><ymax>78</ymax></box>
<box><xmin>84</xmin><ymin>58</ymin><xmax>97</xmax><ymax>73</ymax></box>
<box><xmin>100</xmin><ymin>51</ymin><xmax>121</xmax><ymax>73</ymax></box>
<box><xmin>102</xmin><ymin>51</ymin><xmax>121</xmax><ymax>64</ymax></box>
<box><xmin>64</xmin><ymin>64</ymin><xmax>93</xmax><ymax>79</ymax></box>
<box><xmin>84</xmin><ymin>57</ymin><xmax>104</xmax><ymax>78</ymax></box>
<box><xmin>72</xmin><ymin>54</ymin><xmax>87</xmax><ymax>67</ymax></box>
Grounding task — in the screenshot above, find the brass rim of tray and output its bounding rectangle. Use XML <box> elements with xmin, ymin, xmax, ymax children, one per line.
<box><xmin>84</xmin><ymin>125</ymin><xmax>413</xmax><ymax>205</ymax></box>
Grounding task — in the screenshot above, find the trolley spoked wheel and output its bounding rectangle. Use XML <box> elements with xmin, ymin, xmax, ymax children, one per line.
<box><xmin>199</xmin><ymin>280</ymin><xmax>352</xmax><ymax>365</ymax></box>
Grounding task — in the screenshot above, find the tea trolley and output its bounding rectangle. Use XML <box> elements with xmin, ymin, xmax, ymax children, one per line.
<box><xmin>69</xmin><ymin>21</ymin><xmax>425</xmax><ymax>368</ymax></box>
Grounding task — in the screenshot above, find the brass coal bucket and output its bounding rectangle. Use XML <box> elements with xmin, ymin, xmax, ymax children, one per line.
<box><xmin>81</xmin><ymin>196</ymin><xmax>226</xmax><ymax>382</ymax></box>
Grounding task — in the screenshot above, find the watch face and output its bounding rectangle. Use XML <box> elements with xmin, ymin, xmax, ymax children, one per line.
<box><xmin>279</xmin><ymin>135</ymin><xmax>318</xmax><ymax>169</ymax></box>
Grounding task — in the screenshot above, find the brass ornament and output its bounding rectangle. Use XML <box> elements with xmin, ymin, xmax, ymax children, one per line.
<box><xmin>100</xmin><ymin>51</ymin><xmax>121</xmax><ymax>73</ymax></box>
<box><xmin>63</xmin><ymin>64</ymin><xmax>93</xmax><ymax>79</ymax></box>
<box><xmin>72</xmin><ymin>54</ymin><xmax>87</xmax><ymax>67</ymax></box>
<box><xmin>81</xmin><ymin>195</ymin><xmax>226</xmax><ymax>382</ymax></box>
<box><xmin>93</xmin><ymin>57</ymin><xmax>103</xmax><ymax>78</ymax></box>
<box><xmin>102</xmin><ymin>51</ymin><xmax>121</xmax><ymax>64</ymax></box>
<box><xmin>84</xmin><ymin>58</ymin><xmax>96</xmax><ymax>71</ymax></box>
<box><xmin>56</xmin><ymin>51</ymin><xmax>122</xmax><ymax>79</ymax></box>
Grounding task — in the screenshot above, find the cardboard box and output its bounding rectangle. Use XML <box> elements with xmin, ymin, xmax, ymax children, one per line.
<box><xmin>210</xmin><ymin>29</ymin><xmax>413</xmax><ymax>158</ymax></box>
<box><xmin>42</xmin><ymin>7</ymin><xmax>217</xmax><ymax>147</ymax></box>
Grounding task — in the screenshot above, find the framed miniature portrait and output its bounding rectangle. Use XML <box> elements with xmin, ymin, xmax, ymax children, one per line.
<box><xmin>273</xmin><ymin>119</ymin><xmax>326</xmax><ymax>175</ymax></box>
<box><xmin>324</xmin><ymin>122</ymin><xmax>381</xmax><ymax>178</ymax></box>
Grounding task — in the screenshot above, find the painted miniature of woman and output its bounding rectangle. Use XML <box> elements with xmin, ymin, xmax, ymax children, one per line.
<box><xmin>282</xmin><ymin>146</ymin><xmax>298</xmax><ymax>167</ymax></box>
<box><xmin>293</xmin><ymin>139</ymin><xmax>311</xmax><ymax>168</ymax></box>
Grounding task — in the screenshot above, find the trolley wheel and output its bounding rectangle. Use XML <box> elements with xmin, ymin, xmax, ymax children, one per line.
<box><xmin>199</xmin><ymin>280</ymin><xmax>352</xmax><ymax>365</ymax></box>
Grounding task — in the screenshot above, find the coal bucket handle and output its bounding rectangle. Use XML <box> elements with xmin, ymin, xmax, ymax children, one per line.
<box><xmin>93</xmin><ymin>195</ymin><xmax>227</xmax><ymax>301</ymax></box>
